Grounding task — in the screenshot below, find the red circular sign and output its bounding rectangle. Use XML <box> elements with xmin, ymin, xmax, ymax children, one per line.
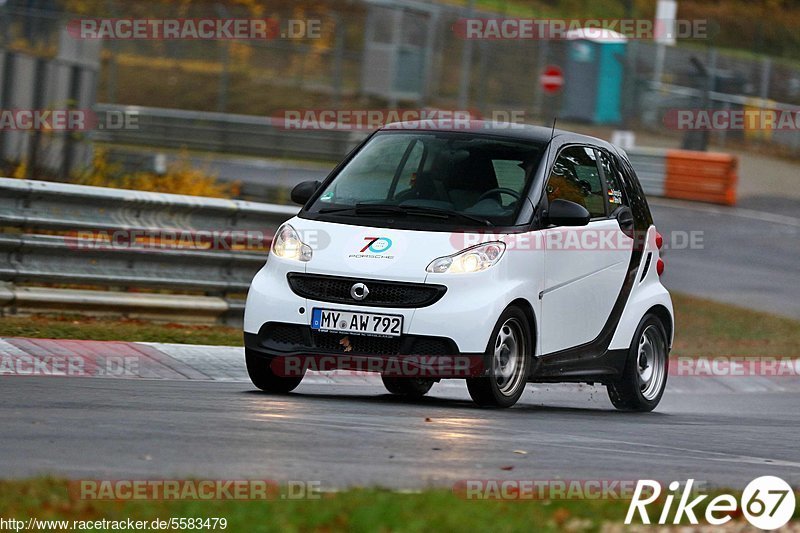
<box><xmin>540</xmin><ymin>65</ymin><xmax>564</xmax><ymax>94</ymax></box>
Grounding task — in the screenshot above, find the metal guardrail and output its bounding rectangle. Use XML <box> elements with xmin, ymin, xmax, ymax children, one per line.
<box><xmin>94</xmin><ymin>104</ymin><xmax>363</xmax><ymax>163</ymax></box>
<box><xmin>627</xmin><ymin>148</ymin><xmax>668</xmax><ymax>197</ymax></box>
<box><xmin>0</xmin><ymin>177</ymin><xmax>298</xmax><ymax>323</ymax></box>
<box><xmin>95</xmin><ymin>100</ymin><xmax>799</xmax><ymax>174</ymax></box>
<box><xmin>640</xmin><ymin>82</ymin><xmax>800</xmax><ymax>154</ymax></box>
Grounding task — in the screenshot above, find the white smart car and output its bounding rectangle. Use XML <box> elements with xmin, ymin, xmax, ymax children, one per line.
<box><xmin>244</xmin><ymin>122</ymin><xmax>673</xmax><ymax>411</ymax></box>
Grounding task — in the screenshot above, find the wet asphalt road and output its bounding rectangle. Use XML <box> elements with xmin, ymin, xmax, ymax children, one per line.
<box><xmin>2</xmin><ymin>377</ymin><xmax>798</xmax><ymax>489</ymax></box>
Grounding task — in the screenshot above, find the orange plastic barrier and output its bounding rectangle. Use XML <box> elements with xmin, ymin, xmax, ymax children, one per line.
<box><xmin>664</xmin><ymin>150</ymin><xmax>738</xmax><ymax>206</ymax></box>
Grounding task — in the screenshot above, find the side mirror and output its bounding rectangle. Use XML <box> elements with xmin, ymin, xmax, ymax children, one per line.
<box><xmin>291</xmin><ymin>180</ymin><xmax>321</xmax><ymax>206</ymax></box>
<box><xmin>547</xmin><ymin>199</ymin><xmax>590</xmax><ymax>227</ymax></box>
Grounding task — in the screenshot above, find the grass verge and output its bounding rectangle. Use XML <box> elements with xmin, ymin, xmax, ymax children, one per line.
<box><xmin>670</xmin><ymin>293</ymin><xmax>800</xmax><ymax>358</ymax></box>
<box><xmin>0</xmin><ymin>292</ymin><xmax>798</xmax><ymax>358</ymax></box>
<box><xmin>0</xmin><ymin>315</ymin><xmax>241</xmax><ymax>346</ymax></box>
<box><xmin>1</xmin><ymin>479</ymin><xmax>789</xmax><ymax>533</ymax></box>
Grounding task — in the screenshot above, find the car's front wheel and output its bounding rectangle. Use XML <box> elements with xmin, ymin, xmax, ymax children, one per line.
<box><xmin>381</xmin><ymin>376</ymin><xmax>435</xmax><ymax>398</ymax></box>
<box><xmin>245</xmin><ymin>349</ymin><xmax>305</xmax><ymax>393</ymax></box>
<box><xmin>607</xmin><ymin>314</ymin><xmax>669</xmax><ymax>412</ymax></box>
<box><xmin>466</xmin><ymin>307</ymin><xmax>532</xmax><ymax>407</ymax></box>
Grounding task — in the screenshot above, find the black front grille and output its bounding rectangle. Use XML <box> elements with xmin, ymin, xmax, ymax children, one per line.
<box><xmin>408</xmin><ymin>337</ymin><xmax>454</xmax><ymax>356</ymax></box>
<box><xmin>264</xmin><ymin>323</ymin><xmax>306</xmax><ymax>347</ymax></box>
<box><xmin>287</xmin><ymin>273</ymin><xmax>446</xmax><ymax>308</ymax></box>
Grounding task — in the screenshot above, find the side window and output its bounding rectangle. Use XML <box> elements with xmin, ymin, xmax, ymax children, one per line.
<box><xmin>546</xmin><ymin>146</ymin><xmax>605</xmax><ymax>218</ymax></box>
<box><xmin>599</xmin><ymin>151</ymin><xmax>628</xmax><ymax>210</ymax></box>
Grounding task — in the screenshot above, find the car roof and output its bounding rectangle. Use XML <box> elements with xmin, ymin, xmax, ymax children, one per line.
<box><xmin>379</xmin><ymin>120</ymin><xmax>617</xmax><ymax>151</ymax></box>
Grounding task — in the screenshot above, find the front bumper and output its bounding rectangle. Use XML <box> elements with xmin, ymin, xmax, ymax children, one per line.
<box><xmin>244</xmin><ymin>322</ymin><xmax>485</xmax><ymax>378</ymax></box>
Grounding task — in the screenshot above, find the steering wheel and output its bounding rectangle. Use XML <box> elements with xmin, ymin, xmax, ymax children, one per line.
<box><xmin>477</xmin><ymin>187</ymin><xmax>522</xmax><ymax>205</ymax></box>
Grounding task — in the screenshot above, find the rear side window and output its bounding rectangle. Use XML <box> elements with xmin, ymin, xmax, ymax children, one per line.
<box><xmin>546</xmin><ymin>146</ymin><xmax>605</xmax><ymax>218</ymax></box>
<box><xmin>599</xmin><ymin>151</ymin><xmax>628</xmax><ymax>210</ymax></box>
<box><xmin>617</xmin><ymin>153</ymin><xmax>654</xmax><ymax>229</ymax></box>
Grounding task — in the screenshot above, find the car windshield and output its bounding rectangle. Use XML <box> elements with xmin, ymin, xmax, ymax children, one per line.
<box><xmin>307</xmin><ymin>131</ymin><xmax>546</xmax><ymax>228</ymax></box>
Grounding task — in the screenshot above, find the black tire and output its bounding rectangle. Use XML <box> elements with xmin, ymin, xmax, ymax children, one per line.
<box><xmin>466</xmin><ymin>306</ymin><xmax>532</xmax><ymax>408</ymax></box>
<box><xmin>607</xmin><ymin>314</ymin><xmax>669</xmax><ymax>412</ymax></box>
<box><xmin>381</xmin><ymin>376</ymin><xmax>435</xmax><ymax>398</ymax></box>
<box><xmin>245</xmin><ymin>348</ymin><xmax>305</xmax><ymax>393</ymax></box>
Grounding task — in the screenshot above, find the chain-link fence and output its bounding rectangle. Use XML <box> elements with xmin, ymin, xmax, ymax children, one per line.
<box><xmin>2</xmin><ymin>0</ymin><xmax>800</xmax><ymax>156</ymax></box>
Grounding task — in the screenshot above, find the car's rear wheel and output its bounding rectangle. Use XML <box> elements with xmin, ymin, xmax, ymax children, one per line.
<box><xmin>245</xmin><ymin>348</ymin><xmax>305</xmax><ymax>393</ymax></box>
<box><xmin>466</xmin><ymin>307</ymin><xmax>532</xmax><ymax>408</ymax></box>
<box><xmin>607</xmin><ymin>314</ymin><xmax>669</xmax><ymax>412</ymax></box>
<box><xmin>381</xmin><ymin>376</ymin><xmax>435</xmax><ymax>397</ymax></box>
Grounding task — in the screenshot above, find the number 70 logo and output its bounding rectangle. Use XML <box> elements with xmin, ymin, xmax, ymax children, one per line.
<box><xmin>360</xmin><ymin>237</ymin><xmax>393</xmax><ymax>254</ymax></box>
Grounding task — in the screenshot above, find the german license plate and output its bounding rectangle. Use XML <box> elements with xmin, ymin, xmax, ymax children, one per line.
<box><xmin>311</xmin><ymin>308</ymin><xmax>403</xmax><ymax>337</ymax></box>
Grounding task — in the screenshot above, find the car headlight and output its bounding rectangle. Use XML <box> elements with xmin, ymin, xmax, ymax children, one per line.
<box><xmin>426</xmin><ymin>241</ymin><xmax>506</xmax><ymax>274</ymax></box>
<box><xmin>271</xmin><ymin>224</ymin><xmax>312</xmax><ymax>262</ymax></box>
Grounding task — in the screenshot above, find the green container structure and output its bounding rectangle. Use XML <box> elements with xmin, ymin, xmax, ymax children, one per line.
<box><xmin>561</xmin><ymin>28</ymin><xmax>628</xmax><ymax>125</ymax></box>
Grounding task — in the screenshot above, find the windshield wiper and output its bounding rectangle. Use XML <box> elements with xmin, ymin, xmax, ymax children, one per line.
<box><xmin>353</xmin><ymin>203</ymin><xmax>496</xmax><ymax>226</ymax></box>
<box><xmin>318</xmin><ymin>204</ymin><xmax>407</xmax><ymax>216</ymax></box>
<box><xmin>319</xmin><ymin>203</ymin><xmax>493</xmax><ymax>226</ymax></box>
<box><xmin>396</xmin><ymin>205</ymin><xmax>493</xmax><ymax>226</ymax></box>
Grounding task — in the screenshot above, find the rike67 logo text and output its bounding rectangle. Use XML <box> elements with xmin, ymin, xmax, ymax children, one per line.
<box><xmin>626</xmin><ymin>477</ymin><xmax>796</xmax><ymax>530</ymax></box>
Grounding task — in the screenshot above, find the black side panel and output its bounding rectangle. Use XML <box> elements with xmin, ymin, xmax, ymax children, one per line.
<box><xmin>533</xmin><ymin>349</ymin><xmax>628</xmax><ymax>382</ymax></box>
<box><xmin>640</xmin><ymin>252</ymin><xmax>652</xmax><ymax>282</ymax></box>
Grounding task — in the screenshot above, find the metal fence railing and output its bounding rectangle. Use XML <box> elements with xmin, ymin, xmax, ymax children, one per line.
<box><xmin>4</xmin><ymin>2</ymin><xmax>800</xmax><ymax>164</ymax></box>
<box><xmin>627</xmin><ymin>147</ymin><xmax>669</xmax><ymax>197</ymax></box>
<box><xmin>0</xmin><ymin>177</ymin><xmax>297</xmax><ymax>323</ymax></box>
<box><xmin>93</xmin><ymin>104</ymin><xmax>361</xmax><ymax>163</ymax></box>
